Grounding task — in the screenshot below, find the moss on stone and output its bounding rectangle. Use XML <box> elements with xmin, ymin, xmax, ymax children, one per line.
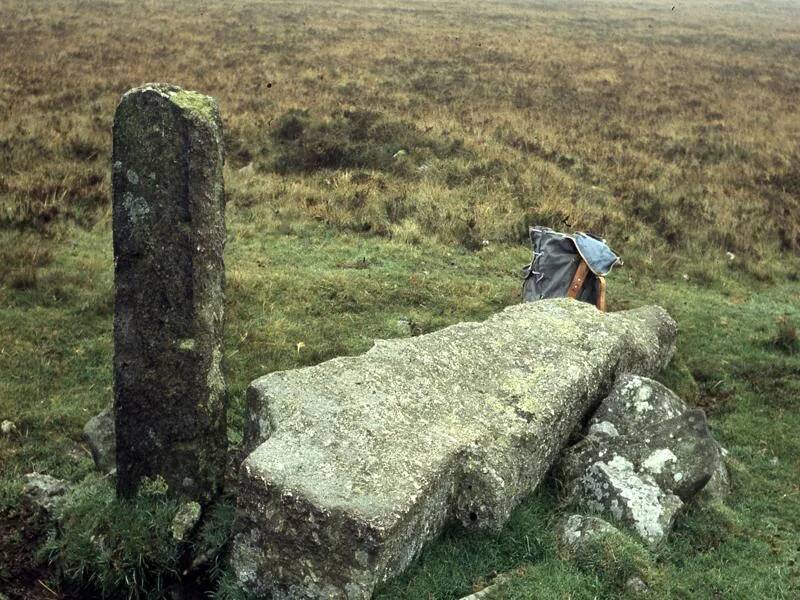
<box><xmin>167</xmin><ymin>88</ymin><xmax>218</xmax><ymax>124</ymax></box>
<box><xmin>571</xmin><ymin>525</ymin><xmax>654</xmax><ymax>588</ymax></box>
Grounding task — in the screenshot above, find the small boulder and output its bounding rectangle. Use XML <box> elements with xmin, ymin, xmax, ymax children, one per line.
<box><xmin>1</xmin><ymin>419</ymin><xmax>16</xmax><ymax>436</ymax></box>
<box><xmin>558</xmin><ymin>375</ymin><xmax>726</xmax><ymax>547</ymax></box>
<box><xmin>563</xmin><ymin>409</ymin><xmax>721</xmax><ymax>502</ymax></box>
<box><xmin>171</xmin><ymin>501</ymin><xmax>202</xmax><ymax>541</ymax></box>
<box><xmin>556</xmin><ymin>514</ymin><xmax>653</xmax><ymax>587</ymax></box>
<box><xmin>697</xmin><ymin>458</ymin><xmax>731</xmax><ymax>504</ymax></box>
<box><xmin>628</xmin><ymin>409</ymin><xmax>721</xmax><ymax>501</ymax></box>
<box><xmin>557</xmin><ymin>514</ymin><xmax>619</xmax><ymax>554</ymax></box>
<box><xmin>575</xmin><ymin>455</ymin><xmax>682</xmax><ymax>548</ymax></box>
<box><xmin>22</xmin><ymin>473</ymin><xmax>70</xmax><ymax>514</ymax></box>
<box><xmin>83</xmin><ymin>406</ymin><xmax>116</xmax><ymax>474</ymax></box>
<box><xmin>588</xmin><ymin>374</ymin><xmax>687</xmax><ymax>438</ymax></box>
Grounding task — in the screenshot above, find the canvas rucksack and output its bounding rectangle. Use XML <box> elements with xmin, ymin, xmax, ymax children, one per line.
<box><xmin>521</xmin><ymin>226</ymin><xmax>621</xmax><ymax>310</ymax></box>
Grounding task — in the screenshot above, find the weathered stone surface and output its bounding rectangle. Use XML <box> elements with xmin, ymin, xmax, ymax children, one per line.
<box><xmin>232</xmin><ymin>299</ymin><xmax>677</xmax><ymax>598</ymax></box>
<box><xmin>556</xmin><ymin>514</ymin><xmax>619</xmax><ymax>554</ymax></box>
<box><xmin>697</xmin><ymin>459</ymin><xmax>731</xmax><ymax>504</ymax></box>
<box><xmin>83</xmin><ymin>406</ymin><xmax>115</xmax><ymax>474</ymax></box>
<box><xmin>112</xmin><ymin>83</ymin><xmax>227</xmax><ymax>502</ymax></box>
<box><xmin>556</xmin><ymin>513</ymin><xmax>653</xmax><ymax>589</ymax></box>
<box><xmin>171</xmin><ymin>501</ymin><xmax>202</xmax><ymax>541</ymax></box>
<box><xmin>573</xmin><ymin>454</ymin><xmax>683</xmax><ymax>548</ymax></box>
<box><xmin>22</xmin><ymin>473</ymin><xmax>70</xmax><ymax>514</ymax></box>
<box><xmin>562</xmin><ymin>411</ymin><xmax>721</xmax><ymax>503</ymax></box>
<box><xmin>586</xmin><ymin>374</ymin><xmax>688</xmax><ymax>438</ymax></box>
<box><xmin>558</xmin><ymin>375</ymin><xmax>726</xmax><ymax>547</ymax></box>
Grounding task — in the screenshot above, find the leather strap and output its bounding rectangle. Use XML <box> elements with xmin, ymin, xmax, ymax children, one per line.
<box><xmin>596</xmin><ymin>276</ymin><xmax>607</xmax><ymax>312</ymax></box>
<box><xmin>567</xmin><ymin>260</ymin><xmax>589</xmax><ymax>300</ymax></box>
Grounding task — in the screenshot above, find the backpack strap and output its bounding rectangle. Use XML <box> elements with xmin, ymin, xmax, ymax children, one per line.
<box><xmin>567</xmin><ymin>259</ymin><xmax>590</xmax><ymax>300</ymax></box>
<box><xmin>596</xmin><ymin>276</ymin><xmax>607</xmax><ymax>312</ymax></box>
<box><xmin>567</xmin><ymin>259</ymin><xmax>607</xmax><ymax>312</ymax></box>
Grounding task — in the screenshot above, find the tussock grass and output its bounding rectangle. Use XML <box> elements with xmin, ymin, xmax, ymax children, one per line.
<box><xmin>771</xmin><ymin>316</ymin><xmax>798</xmax><ymax>354</ymax></box>
<box><xmin>264</xmin><ymin>109</ymin><xmax>466</xmax><ymax>174</ymax></box>
<box><xmin>40</xmin><ymin>475</ymin><xmax>236</xmax><ymax>599</ymax></box>
<box><xmin>41</xmin><ymin>476</ymin><xmax>182</xmax><ymax>599</ymax></box>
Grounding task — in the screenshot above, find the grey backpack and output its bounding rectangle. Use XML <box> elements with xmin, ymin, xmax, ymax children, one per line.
<box><xmin>522</xmin><ymin>227</ymin><xmax>621</xmax><ymax>308</ymax></box>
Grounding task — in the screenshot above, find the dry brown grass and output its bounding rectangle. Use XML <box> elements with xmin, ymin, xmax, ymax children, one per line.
<box><xmin>1</xmin><ymin>0</ymin><xmax>799</xmax><ymax>277</ymax></box>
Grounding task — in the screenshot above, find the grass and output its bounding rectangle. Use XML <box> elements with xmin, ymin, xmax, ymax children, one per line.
<box><xmin>3</xmin><ymin>0</ymin><xmax>800</xmax><ymax>270</ymax></box>
<box><xmin>2</xmin><ymin>207</ymin><xmax>799</xmax><ymax>598</ymax></box>
<box><xmin>40</xmin><ymin>476</ymin><xmax>182</xmax><ymax>599</ymax></box>
<box><xmin>1</xmin><ymin>0</ymin><xmax>799</xmax><ymax>598</ymax></box>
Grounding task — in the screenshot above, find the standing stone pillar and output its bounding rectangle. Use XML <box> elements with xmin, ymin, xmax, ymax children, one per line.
<box><xmin>112</xmin><ymin>84</ymin><xmax>227</xmax><ymax>502</ymax></box>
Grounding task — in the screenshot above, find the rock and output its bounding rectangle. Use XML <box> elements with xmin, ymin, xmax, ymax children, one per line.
<box><xmin>632</xmin><ymin>410</ymin><xmax>722</xmax><ymax>501</ymax></box>
<box><xmin>556</xmin><ymin>514</ymin><xmax>652</xmax><ymax>588</ymax></box>
<box><xmin>112</xmin><ymin>83</ymin><xmax>227</xmax><ymax>502</ymax></box>
<box><xmin>22</xmin><ymin>473</ymin><xmax>70</xmax><ymax>514</ymax></box>
<box><xmin>232</xmin><ymin>299</ymin><xmax>677</xmax><ymax>598</ymax></box>
<box><xmin>83</xmin><ymin>406</ymin><xmax>116</xmax><ymax>474</ymax></box>
<box><xmin>587</xmin><ymin>374</ymin><xmax>687</xmax><ymax>438</ymax></box>
<box><xmin>563</xmin><ymin>410</ymin><xmax>721</xmax><ymax>503</ymax></box>
<box><xmin>171</xmin><ymin>501</ymin><xmax>202</xmax><ymax>541</ymax></box>
<box><xmin>558</xmin><ymin>375</ymin><xmax>726</xmax><ymax>547</ymax></box>
<box><xmin>625</xmin><ymin>576</ymin><xmax>648</xmax><ymax>594</ymax></box>
<box><xmin>697</xmin><ymin>458</ymin><xmax>731</xmax><ymax>504</ymax></box>
<box><xmin>1</xmin><ymin>420</ymin><xmax>16</xmax><ymax>435</ymax></box>
<box><xmin>575</xmin><ymin>455</ymin><xmax>682</xmax><ymax>548</ymax></box>
<box><xmin>556</xmin><ymin>514</ymin><xmax>619</xmax><ymax>554</ymax></box>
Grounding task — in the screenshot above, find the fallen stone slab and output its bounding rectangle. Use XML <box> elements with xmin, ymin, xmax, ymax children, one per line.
<box><xmin>231</xmin><ymin>299</ymin><xmax>676</xmax><ymax>598</ymax></box>
<box><xmin>558</xmin><ymin>375</ymin><xmax>727</xmax><ymax>547</ymax></box>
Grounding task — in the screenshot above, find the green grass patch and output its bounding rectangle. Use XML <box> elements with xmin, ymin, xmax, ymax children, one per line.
<box><xmin>41</xmin><ymin>476</ymin><xmax>182</xmax><ymax>599</ymax></box>
<box><xmin>561</xmin><ymin>525</ymin><xmax>654</xmax><ymax>591</ymax></box>
<box><xmin>1</xmin><ymin>205</ymin><xmax>799</xmax><ymax>598</ymax></box>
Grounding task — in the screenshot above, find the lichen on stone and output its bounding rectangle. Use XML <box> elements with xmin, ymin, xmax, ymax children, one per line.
<box><xmin>167</xmin><ymin>88</ymin><xmax>218</xmax><ymax>124</ymax></box>
<box><xmin>122</xmin><ymin>193</ymin><xmax>149</xmax><ymax>224</ymax></box>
